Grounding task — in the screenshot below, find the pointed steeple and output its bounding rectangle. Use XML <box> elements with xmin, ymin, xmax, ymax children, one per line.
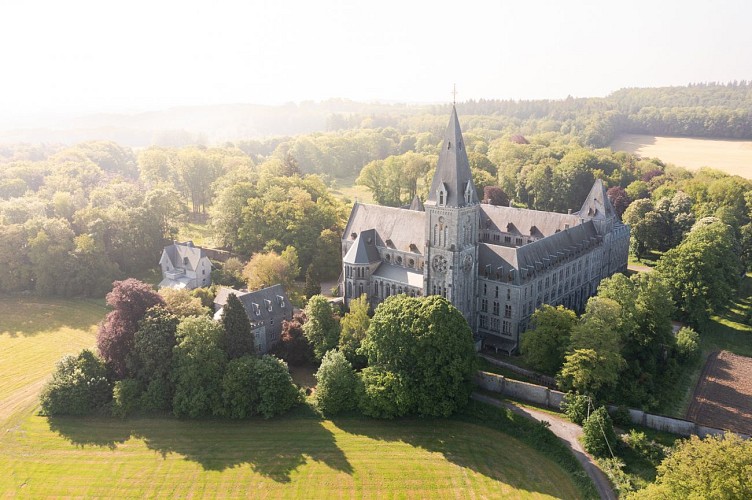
<box><xmin>409</xmin><ymin>195</ymin><xmax>425</xmax><ymax>212</ymax></box>
<box><xmin>426</xmin><ymin>106</ymin><xmax>477</xmax><ymax>208</ymax></box>
<box><xmin>578</xmin><ymin>179</ymin><xmax>616</xmax><ymax>219</ymax></box>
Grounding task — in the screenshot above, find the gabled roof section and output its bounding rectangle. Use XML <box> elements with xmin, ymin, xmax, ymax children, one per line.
<box><xmin>343</xmin><ymin>229</ymin><xmax>381</xmax><ymax>264</ymax></box>
<box><xmin>426</xmin><ymin>106</ymin><xmax>477</xmax><ymax>208</ymax></box>
<box><xmin>343</xmin><ymin>203</ymin><xmax>426</xmax><ymax>254</ymax></box>
<box><xmin>214</xmin><ymin>284</ymin><xmax>290</xmax><ymax>324</ymax></box>
<box><xmin>578</xmin><ymin>179</ymin><xmax>616</xmax><ymax>220</ymax></box>
<box><xmin>480</xmin><ymin>205</ymin><xmax>581</xmax><ymax>237</ymax></box>
<box><xmin>162</xmin><ymin>241</ymin><xmax>207</xmax><ymax>271</ymax></box>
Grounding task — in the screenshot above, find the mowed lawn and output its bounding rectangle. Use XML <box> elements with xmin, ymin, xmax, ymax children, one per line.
<box><xmin>0</xmin><ymin>297</ymin><xmax>106</xmax><ymax>424</ymax></box>
<box><xmin>0</xmin><ymin>296</ymin><xmax>584</xmax><ymax>498</ymax></box>
<box><xmin>611</xmin><ymin>133</ymin><xmax>752</xmax><ymax>179</ymax></box>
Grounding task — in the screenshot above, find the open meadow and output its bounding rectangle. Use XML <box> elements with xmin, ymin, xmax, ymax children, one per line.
<box><xmin>0</xmin><ymin>296</ymin><xmax>586</xmax><ymax>498</ymax></box>
<box><xmin>610</xmin><ymin>134</ymin><xmax>752</xmax><ymax>179</ymax></box>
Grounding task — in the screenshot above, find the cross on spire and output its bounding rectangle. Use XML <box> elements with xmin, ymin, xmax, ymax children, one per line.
<box><xmin>451</xmin><ymin>84</ymin><xmax>458</xmax><ymax>105</ymax></box>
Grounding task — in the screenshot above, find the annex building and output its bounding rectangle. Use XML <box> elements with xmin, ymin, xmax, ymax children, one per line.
<box><xmin>341</xmin><ymin>107</ymin><xmax>630</xmax><ymax>353</ymax></box>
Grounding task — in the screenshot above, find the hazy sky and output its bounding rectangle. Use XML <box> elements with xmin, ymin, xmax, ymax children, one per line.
<box><xmin>1</xmin><ymin>0</ymin><xmax>751</xmax><ymax>118</ymax></box>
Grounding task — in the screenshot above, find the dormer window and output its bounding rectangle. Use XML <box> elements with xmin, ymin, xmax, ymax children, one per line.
<box><xmin>437</xmin><ymin>183</ymin><xmax>447</xmax><ymax>206</ymax></box>
<box><xmin>464</xmin><ymin>182</ymin><xmax>473</xmax><ymax>204</ymax></box>
<box><xmin>252</xmin><ymin>303</ymin><xmax>261</xmax><ymax>316</ymax></box>
<box><xmin>447</xmin><ymin>141</ymin><xmax>451</xmax><ymax>150</ymax></box>
<box><xmin>277</xmin><ymin>295</ymin><xmax>285</xmax><ymax>308</ymax></box>
<box><xmin>265</xmin><ymin>299</ymin><xmax>272</xmax><ymax>312</ymax></box>
<box><xmin>183</xmin><ymin>256</ymin><xmax>189</xmax><ymax>266</ymax></box>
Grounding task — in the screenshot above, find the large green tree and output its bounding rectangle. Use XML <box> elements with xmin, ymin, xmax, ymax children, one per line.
<box><xmin>359</xmin><ymin>295</ymin><xmax>476</xmax><ymax>418</ymax></box>
<box><xmin>303</xmin><ymin>295</ymin><xmax>341</xmax><ymax>361</ymax></box>
<box><xmin>221</xmin><ymin>293</ymin><xmax>254</xmax><ymax>359</ymax></box>
<box><xmin>338</xmin><ymin>294</ymin><xmax>370</xmax><ymax>369</ymax></box>
<box><xmin>520</xmin><ymin>305</ymin><xmax>577</xmax><ymax>375</ymax></box>
<box><xmin>313</xmin><ymin>350</ymin><xmax>359</xmax><ymax>415</ymax></box>
<box><xmin>657</xmin><ymin>218</ymin><xmax>742</xmax><ymax>326</ymax></box>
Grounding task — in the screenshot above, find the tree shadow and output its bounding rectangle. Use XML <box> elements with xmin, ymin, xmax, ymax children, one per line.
<box><xmin>328</xmin><ymin>412</ymin><xmax>576</xmax><ymax>498</ymax></box>
<box><xmin>0</xmin><ymin>297</ymin><xmax>106</xmax><ymax>338</ymax></box>
<box><xmin>47</xmin><ymin>408</ymin><xmax>352</xmax><ymax>483</ymax></box>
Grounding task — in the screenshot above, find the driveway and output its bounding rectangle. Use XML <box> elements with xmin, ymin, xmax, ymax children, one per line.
<box><xmin>471</xmin><ymin>393</ymin><xmax>616</xmax><ymax>500</ymax></box>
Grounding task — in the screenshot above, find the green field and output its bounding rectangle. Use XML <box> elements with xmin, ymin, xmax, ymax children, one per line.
<box><xmin>611</xmin><ymin>134</ymin><xmax>752</xmax><ymax>179</ymax></box>
<box><xmin>0</xmin><ymin>296</ymin><xmax>586</xmax><ymax>498</ymax></box>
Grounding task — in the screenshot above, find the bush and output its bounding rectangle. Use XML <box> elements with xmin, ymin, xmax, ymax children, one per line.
<box><xmin>582</xmin><ymin>406</ymin><xmax>617</xmax><ymax>457</ymax></box>
<box><xmin>561</xmin><ymin>392</ymin><xmax>590</xmax><ymax>425</ymax></box>
<box><xmin>112</xmin><ymin>378</ymin><xmax>143</xmax><ymax>418</ymax></box>
<box><xmin>314</xmin><ymin>350</ymin><xmax>359</xmax><ymax>415</ymax></box>
<box><xmin>140</xmin><ymin>377</ymin><xmax>173</xmax><ymax>412</ymax></box>
<box><xmin>358</xmin><ymin>367</ymin><xmax>413</xmax><ymax>419</ymax></box>
<box><xmin>221</xmin><ymin>356</ymin><xmax>260</xmax><ymax>419</ymax></box>
<box><xmin>253</xmin><ymin>355</ymin><xmax>302</xmax><ymax>418</ymax></box>
<box><xmin>676</xmin><ymin>326</ymin><xmax>700</xmax><ymax>362</ymax></box>
<box><xmin>40</xmin><ymin>349</ymin><xmax>112</xmax><ymax>416</ymax></box>
<box><xmin>623</xmin><ymin>429</ymin><xmax>666</xmax><ymax>465</ymax></box>
<box><xmin>611</xmin><ymin>405</ymin><xmax>632</xmax><ymax>427</ymax></box>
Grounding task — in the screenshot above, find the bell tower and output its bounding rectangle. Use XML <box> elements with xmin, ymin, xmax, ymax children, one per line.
<box><xmin>424</xmin><ymin>106</ymin><xmax>479</xmax><ymax>327</ymax></box>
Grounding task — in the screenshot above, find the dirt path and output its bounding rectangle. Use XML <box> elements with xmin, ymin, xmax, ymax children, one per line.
<box><xmin>628</xmin><ymin>263</ymin><xmax>654</xmax><ymax>274</ymax></box>
<box><xmin>471</xmin><ymin>393</ymin><xmax>616</xmax><ymax>500</ymax></box>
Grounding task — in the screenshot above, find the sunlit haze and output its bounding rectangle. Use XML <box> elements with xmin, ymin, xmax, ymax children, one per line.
<box><xmin>2</xmin><ymin>0</ymin><xmax>751</xmax><ymax>120</ymax></box>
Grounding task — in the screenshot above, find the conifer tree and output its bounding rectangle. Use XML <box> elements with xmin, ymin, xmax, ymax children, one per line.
<box><xmin>222</xmin><ymin>293</ymin><xmax>254</xmax><ymax>359</ymax></box>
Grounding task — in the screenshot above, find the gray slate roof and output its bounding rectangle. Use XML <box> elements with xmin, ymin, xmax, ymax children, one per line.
<box><xmin>162</xmin><ymin>241</ymin><xmax>207</xmax><ymax>271</ymax></box>
<box><xmin>478</xmin><ymin>221</ymin><xmax>599</xmax><ymax>281</ymax></box>
<box><xmin>409</xmin><ymin>195</ymin><xmax>425</xmax><ymax>212</ymax></box>
<box><xmin>343</xmin><ymin>229</ymin><xmax>381</xmax><ymax>264</ymax></box>
<box><xmin>426</xmin><ymin>106</ymin><xmax>478</xmax><ymax>208</ymax></box>
<box><xmin>214</xmin><ymin>284</ymin><xmax>290</xmax><ymax>325</ymax></box>
<box><xmin>372</xmin><ymin>262</ymin><xmax>424</xmax><ymax>288</ymax></box>
<box><xmin>480</xmin><ymin>205</ymin><xmax>583</xmax><ymax>237</ymax></box>
<box><xmin>578</xmin><ymin>179</ymin><xmax>616</xmax><ymax>219</ymax></box>
<box><xmin>343</xmin><ymin>203</ymin><xmax>426</xmax><ymax>254</ymax></box>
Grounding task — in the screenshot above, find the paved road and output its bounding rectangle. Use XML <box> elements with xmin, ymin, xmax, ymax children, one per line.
<box><xmin>471</xmin><ymin>393</ymin><xmax>616</xmax><ymax>500</ymax></box>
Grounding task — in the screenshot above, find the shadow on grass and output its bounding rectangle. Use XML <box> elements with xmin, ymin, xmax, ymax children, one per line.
<box><xmin>47</xmin><ymin>406</ymin><xmax>352</xmax><ymax>483</ymax></box>
<box><xmin>0</xmin><ymin>297</ymin><xmax>107</xmax><ymax>338</ymax></box>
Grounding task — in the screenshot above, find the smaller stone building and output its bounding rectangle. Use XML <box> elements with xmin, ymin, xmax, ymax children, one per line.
<box><xmin>213</xmin><ymin>284</ymin><xmax>292</xmax><ymax>354</ymax></box>
<box><xmin>158</xmin><ymin>241</ymin><xmax>212</xmax><ymax>290</ymax></box>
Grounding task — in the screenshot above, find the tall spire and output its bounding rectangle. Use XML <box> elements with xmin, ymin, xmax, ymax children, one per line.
<box><xmin>426</xmin><ymin>106</ymin><xmax>477</xmax><ymax>208</ymax></box>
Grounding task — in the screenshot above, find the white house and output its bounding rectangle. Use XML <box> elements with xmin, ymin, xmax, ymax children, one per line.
<box><xmin>158</xmin><ymin>241</ymin><xmax>212</xmax><ymax>290</ymax></box>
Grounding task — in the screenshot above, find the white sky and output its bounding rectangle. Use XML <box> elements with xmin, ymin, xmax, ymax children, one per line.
<box><xmin>1</xmin><ymin>0</ymin><xmax>751</xmax><ymax>118</ymax></box>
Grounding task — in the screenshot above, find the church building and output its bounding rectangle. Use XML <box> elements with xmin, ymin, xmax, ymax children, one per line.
<box><xmin>341</xmin><ymin>107</ymin><xmax>630</xmax><ymax>353</ymax></box>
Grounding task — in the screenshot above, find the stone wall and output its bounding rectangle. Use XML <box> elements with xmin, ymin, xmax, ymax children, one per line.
<box><xmin>475</xmin><ymin>370</ymin><xmax>749</xmax><ymax>439</ymax></box>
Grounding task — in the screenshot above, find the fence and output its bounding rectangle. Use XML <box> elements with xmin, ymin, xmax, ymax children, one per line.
<box><xmin>479</xmin><ymin>353</ymin><xmax>557</xmax><ymax>388</ymax></box>
<box><xmin>475</xmin><ymin>370</ymin><xmax>749</xmax><ymax>439</ymax></box>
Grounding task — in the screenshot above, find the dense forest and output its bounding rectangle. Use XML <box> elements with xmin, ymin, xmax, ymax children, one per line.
<box><xmin>0</xmin><ymin>82</ymin><xmax>750</xmax><ymax>302</ymax></box>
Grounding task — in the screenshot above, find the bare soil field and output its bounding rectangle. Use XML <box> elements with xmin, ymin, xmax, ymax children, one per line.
<box><xmin>610</xmin><ymin>134</ymin><xmax>752</xmax><ymax>179</ymax></box>
<box><xmin>686</xmin><ymin>351</ymin><xmax>752</xmax><ymax>435</ymax></box>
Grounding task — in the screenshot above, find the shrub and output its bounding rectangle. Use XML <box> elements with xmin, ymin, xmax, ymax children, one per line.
<box><xmin>314</xmin><ymin>350</ymin><xmax>359</xmax><ymax>415</ymax></box>
<box><xmin>40</xmin><ymin>349</ymin><xmax>112</xmax><ymax>416</ymax></box>
<box><xmin>561</xmin><ymin>392</ymin><xmax>590</xmax><ymax>425</ymax></box>
<box><xmin>358</xmin><ymin>367</ymin><xmax>413</xmax><ymax>419</ymax></box>
<box><xmin>221</xmin><ymin>356</ymin><xmax>260</xmax><ymax>419</ymax></box>
<box><xmin>611</xmin><ymin>405</ymin><xmax>632</xmax><ymax>427</ymax></box>
<box><xmin>112</xmin><ymin>378</ymin><xmax>143</xmax><ymax>418</ymax></box>
<box><xmin>582</xmin><ymin>406</ymin><xmax>617</xmax><ymax>458</ymax></box>
<box><xmin>140</xmin><ymin>377</ymin><xmax>173</xmax><ymax>412</ymax></box>
<box><xmin>676</xmin><ymin>326</ymin><xmax>700</xmax><ymax>362</ymax></box>
<box><xmin>623</xmin><ymin>429</ymin><xmax>666</xmax><ymax>465</ymax></box>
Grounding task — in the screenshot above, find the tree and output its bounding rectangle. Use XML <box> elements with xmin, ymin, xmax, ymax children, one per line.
<box><xmin>338</xmin><ymin>294</ymin><xmax>370</xmax><ymax>369</ymax></box>
<box><xmin>97</xmin><ymin>279</ymin><xmax>164</xmax><ymax>378</ymax></box>
<box><xmin>313</xmin><ymin>350</ymin><xmax>359</xmax><ymax>415</ymax></box>
<box><xmin>623</xmin><ymin>199</ymin><xmax>661</xmax><ymax>259</ymax></box>
<box><xmin>221</xmin><ymin>356</ymin><xmax>260</xmax><ymax>419</ymax></box>
<box><xmin>221</xmin><ymin>293</ymin><xmax>254</xmax><ymax>359</ymax></box>
<box><xmin>657</xmin><ymin>218</ymin><xmax>742</xmax><ymax>326</ymax></box>
<box><xmin>243</xmin><ymin>246</ymin><xmax>300</xmax><ymax>292</ymax></box>
<box><xmin>303</xmin><ymin>295</ymin><xmax>341</xmax><ymax>361</ymax></box>
<box><xmin>520</xmin><ymin>305</ymin><xmax>576</xmax><ymax>375</ymax></box>
<box><xmin>304</xmin><ymin>264</ymin><xmax>321</xmax><ymax>299</ymax></box>
<box><xmin>606</xmin><ymin>186</ymin><xmax>630</xmax><ymax>217</ymax></box>
<box><xmin>582</xmin><ymin>406</ymin><xmax>617</xmax><ymax>458</ymax></box>
<box><xmin>558</xmin><ymin>349</ymin><xmax>624</xmax><ymax>396</ymax></box>
<box><xmin>253</xmin><ymin>355</ymin><xmax>302</xmax><ymax>418</ymax></box>
<box><xmin>39</xmin><ymin>349</ymin><xmax>112</xmax><ymax>416</ymax></box>
<box><xmin>675</xmin><ymin>327</ymin><xmax>700</xmax><ymax>362</ymax></box>
<box><xmin>483</xmin><ymin>186</ymin><xmax>509</xmax><ymax>206</ymax></box>
<box><xmin>359</xmin><ymin>295</ymin><xmax>477</xmax><ymax>418</ymax></box>
<box><xmin>171</xmin><ymin>316</ymin><xmax>227</xmax><ymax>418</ymax></box>
<box><xmin>635</xmin><ymin>434</ymin><xmax>752</xmax><ymax>499</ymax></box>
<box><xmin>271</xmin><ymin>312</ymin><xmax>314</xmax><ymax>366</ymax></box>
<box><xmin>159</xmin><ymin>288</ymin><xmax>210</xmax><ymax>318</ymax></box>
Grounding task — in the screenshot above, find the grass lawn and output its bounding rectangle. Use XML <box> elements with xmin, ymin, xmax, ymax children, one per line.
<box><xmin>177</xmin><ymin>219</ymin><xmax>217</xmax><ymax>248</ymax></box>
<box><xmin>0</xmin><ymin>297</ymin><xmax>106</xmax><ymax>424</ymax></box>
<box><xmin>329</xmin><ymin>174</ymin><xmax>374</xmax><ymax>204</ymax></box>
<box><xmin>0</xmin><ymin>296</ymin><xmax>590</xmax><ymax>498</ymax></box>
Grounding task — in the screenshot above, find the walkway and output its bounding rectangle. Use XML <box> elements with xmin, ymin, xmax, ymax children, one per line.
<box><xmin>471</xmin><ymin>393</ymin><xmax>616</xmax><ymax>500</ymax></box>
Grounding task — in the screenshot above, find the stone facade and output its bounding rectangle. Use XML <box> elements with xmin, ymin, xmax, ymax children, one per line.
<box><xmin>341</xmin><ymin>107</ymin><xmax>630</xmax><ymax>353</ymax></box>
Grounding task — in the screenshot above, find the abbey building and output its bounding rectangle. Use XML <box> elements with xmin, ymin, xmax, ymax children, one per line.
<box><xmin>341</xmin><ymin>107</ymin><xmax>630</xmax><ymax>353</ymax></box>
